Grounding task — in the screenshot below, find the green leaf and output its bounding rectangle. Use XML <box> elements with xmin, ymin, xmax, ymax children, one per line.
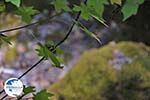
<box><xmin>0</xmin><ymin>2</ymin><xmax>5</xmax><ymax>12</ymax></box>
<box><xmin>36</xmin><ymin>44</ymin><xmax>50</xmax><ymax>59</ymax></box>
<box><xmin>73</xmin><ymin>0</ymin><xmax>108</xmax><ymax>21</ymax></box>
<box><xmin>53</xmin><ymin>0</ymin><xmax>71</xmax><ymax>12</ymax></box>
<box><xmin>48</xmin><ymin>50</ymin><xmax>61</xmax><ymax>67</ymax></box>
<box><xmin>110</xmin><ymin>0</ymin><xmax>122</xmax><ymax>5</ymax></box>
<box><xmin>16</xmin><ymin>6</ymin><xmax>38</xmax><ymax>23</ymax></box>
<box><xmin>73</xmin><ymin>5</ymin><xmax>81</xmax><ymax>12</ymax></box>
<box><xmin>121</xmin><ymin>0</ymin><xmax>144</xmax><ymax>21</ymax></box>
<box><xmin>18</xmin><ymin>86</ymin><xmax>36</xmax><ymax>99</ymax></box>
<box><xmin>23</xmin><ymin>86</ymin><xmax>36</xmax><ymax>95</ymax></box>
<box><xmin>0</xmin><ymin>34</ymin><xmax>11</xmax><ymax>45</ymax></box>
<box><xmin>73</xmin><ymin>4</ymin><xmax>90</xmax><ymax>20</ymax></box>
<box><xmin>74</xmin><ymin>21</ymin><xmax>102</xmax><ymax>45</ymax></box>
<box><xmin>36</xmin><ymin>44</ymin><xmax>62</xmax><ymax>68</ymax></box>
<box><xmin>56</xmin><ymin>48</ymin><xmax>64</xmax><ymax>55</ymax></box>
<box><xmin>80</xmin><ymin>3</ymin><xmax>91</xmax><ymax>20</ymax></box>
<box><xmin>56</xmin><ymin>56</ymin><xmax>64</xmax><ymax>64</ymax></box>
<box><xmin>33</xmin><ymin>89</ymin><xmax>53</xmax><ymax>100</ymax></box>
<box><xmin>87</xmin><ymin>0</ymin><xmax>107</xmax><ymax>19</ymax></box>
<box><xmin>5</xmin><ymin>0</ymin><xmax>21</xmax><ymax>7</ymax></box>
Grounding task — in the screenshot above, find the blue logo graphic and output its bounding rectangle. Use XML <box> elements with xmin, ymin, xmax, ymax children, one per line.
<box><xmin>4</xmin><ymin>78</ymin><xmax>23</xmax><ymax>97</ymax></box>
<box><xmin>6</xmin><ymin>79</ymin><xmax>18</xmax><ymax>85</ymax></box>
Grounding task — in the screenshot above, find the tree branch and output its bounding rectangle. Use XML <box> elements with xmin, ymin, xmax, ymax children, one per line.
<box><xmin>55</xmin><ymin>11</ymin><xmax>81</xmax><ymax>48</ymax></box>
<box><xmin>0</xmin><ymin>11</ymin><xmax>78</xmax><ymax>98</ymax></box>
<box><xmin>55</xmin><ymin>0</ymin><xmax>87</xmax><ymax>47</ymax></box>
<box><xmin>0</xmin><ymin>13</ymin><xmax>61</xmax><ymax>34</ymax></box>
<box><xmin>0</xmin><ymin>0</ymin><xmax>88</xmax><ymax>99</ymax></box>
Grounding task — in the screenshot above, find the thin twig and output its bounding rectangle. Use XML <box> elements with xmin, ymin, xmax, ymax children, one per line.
<box><xmin>0</xmin><ymin>0</ymin><xmax>88</xmax><ymax>99</ymax></box>
<box><xmin>0</xmin><ymin>57</ymin><xmax>45</xmax><ymax>100</ymax></box>
<box><xmin>0</xmin><ymin>13</ymin><xmax>61</xmax><ymax>98</ymax></box>
<box><xmin>0</xmin><ymin>12</ymin><xmax>61</xmax><ymax>34</ymax></box>
<box><xmin>55</xmin><ymin>0</ymin><xmax>87</xmax><ymax>47</ymax></box>
<box><xmin>0</xmin><ymin>12</ymin><xmax>61</xmax><ymax>96</ymax></box>
<box><xmin>0</xmin><ymin>11</ymin><xmax>81</xmax><ymax>99</ymax></box>
<box><xmin>0</xmin><ymin>22</ymin><xmax>37</xmax><ymax>34</ymax></box>
<box><xmin>0</xmin><ymin>94</ymin><xmax>7</xmax><ymax>100</ymax></box>
<box><xmin>0</xmin><ymin>90</ymin><xmax>4</xmax><ymax>95</ymax></box>
<box><xmin>55</xmin><ymin>11</ymin><xmax>81</xmax><ymax>48</ymax></box>
<box><xmin>18</xmin><ymin>57</ymin><xmax>45</xmax><ymax>79</ymax></box>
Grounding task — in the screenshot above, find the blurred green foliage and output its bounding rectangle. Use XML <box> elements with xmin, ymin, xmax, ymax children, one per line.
<box><xmin>36</xmin><ymin>44</ymin><xmax>63</xmax><ymax>68</ymax></box>
<box><xmin>50</xmin><ymin>42</ymin><xmax>150</xmax><ymax>100</ymax></box>
<box><xmin>15</xmin><ymin>6</ymin><xmax>38</xmax><ymax>23</ymax></box>
<box><xmin>2</xmin><ymin>0</ymin><xmax>145</xmax><ymax>23</ymax></box>
<box><xmin>121</xmin><ymin>0</ymin><xmax>144</xmax><ymax>21</ymax></box>
<box><xmin>53</xmin><ymin>0</ymin><xmax>71</xmax><ymax>12</ymax></box>
<box><xmin>18</xmin><ymin>86</ymin><xmax>53</xmax><ymax>100</ymax></box>
<box><xmin>6</xmin><ymin>0</ymin><xmax>21</xmax><ymax>7</ymax></box>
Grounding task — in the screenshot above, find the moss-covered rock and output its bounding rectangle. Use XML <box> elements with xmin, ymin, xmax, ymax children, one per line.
<box><xmin>49</xmin><ymin>42</ymin><xmax>150</xmax><ymax>100</ymax></box>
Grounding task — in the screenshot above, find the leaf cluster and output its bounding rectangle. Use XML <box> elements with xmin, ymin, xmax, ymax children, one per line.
<box><xmin>18</xmin><ymin>86</ymin><xmax>53</xmax><ymax>100</ymax></box>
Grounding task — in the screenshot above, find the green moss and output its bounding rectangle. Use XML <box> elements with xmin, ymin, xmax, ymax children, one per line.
<box><xmin>49</xmin><ymin>42</ymin><xmax>150</xmax><ymax>100</ymax></box>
